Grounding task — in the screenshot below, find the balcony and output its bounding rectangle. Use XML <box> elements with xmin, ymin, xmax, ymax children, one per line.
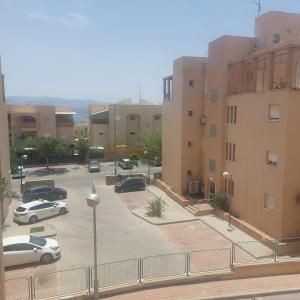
<box><xmin>228</xmin><ymin>44</ymin><xmax>300</xmax><ymax>95</ymax></box>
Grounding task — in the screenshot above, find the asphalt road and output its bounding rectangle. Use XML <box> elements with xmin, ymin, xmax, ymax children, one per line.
<box><xmin>6</xmin><ymin>162</ymin><xmax>176</xmax><ymax>278</ymax></box>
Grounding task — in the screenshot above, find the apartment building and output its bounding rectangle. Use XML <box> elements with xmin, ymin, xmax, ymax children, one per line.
<box><xmin>8</xmin><ymin>105</ymin><xmax>76</xmax><ymax>145</ymax></box>
<box><xmin>0</xmin><ymin>63</ymin><xmax>11</xmax><ymax>300</ymax></box>
<box><xmin>89</xmin><ymin>101</ymin><xmax>162</xmax><ymax>156</ymax></box>
<box><xmin>162</xmin><ymin>11</ymin><xmax>300</xmax><ymax>239</ymax></box>
<box><xmin>74</xmin><ymin>120</ymin><xmax>89</xmax><ymax>139</ymax></box>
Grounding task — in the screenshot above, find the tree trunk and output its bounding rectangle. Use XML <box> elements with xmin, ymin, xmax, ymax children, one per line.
<box><xmin>46</xmin><ymin>157</ymin><xmax>49</xmax><ymax>169</ymax></box>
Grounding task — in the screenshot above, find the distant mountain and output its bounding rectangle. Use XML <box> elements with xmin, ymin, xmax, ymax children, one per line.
<box><xmin>6</xmin><ymin>96</ymin><xmax>109</xmax><ymax>123</ymax></box>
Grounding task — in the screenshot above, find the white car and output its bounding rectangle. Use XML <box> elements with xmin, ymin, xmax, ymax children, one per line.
<box><xmin>3</xmin><ymin>235</ymin><xmax>61</xmax><ymax>267</ymax></box>
<box><xmin>11</xmin><ymin>166</ymin><xmax>26</xmax><ymax>179</ymax></box>
<box><xmin>13</xmin><ymin>200</ymin><xmax>69</xmax><ymax>224</ymax></box>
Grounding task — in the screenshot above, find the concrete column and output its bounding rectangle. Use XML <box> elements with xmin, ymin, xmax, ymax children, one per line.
<box><xmin>286</xmin><ymin>47</ymin><xmax>295</xmax><ymax>88</ymax></box>
<box><xmin>269</xmin><ymin>52</ymin><xmax>275</xmax><ymax>90</ymax></box>
<box><xmin>252</xmin><ymin>57</ymin><xmax>258</xmax><ymax>92</ymax></box>
<box><xmin>167</xmin><ymin>79</ymin><xmax>171</xmax><ymax>100</ymax></box>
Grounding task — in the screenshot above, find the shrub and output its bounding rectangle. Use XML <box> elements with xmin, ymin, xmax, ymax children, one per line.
<box><xmin>146</xmin><ymin>197</ymin><xmax>164</xmax><ymax>218</ymax></box>
<box><xmin>211</xmin><ymin>192</ymin><xmax>229</xmax><ymax>212</ymax></box>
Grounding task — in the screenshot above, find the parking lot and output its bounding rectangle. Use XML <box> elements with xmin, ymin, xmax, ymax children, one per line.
<box><xmin>4</xmin><ymin>162</ymin><xmax>232</xmax><ymax>280</ymax></box>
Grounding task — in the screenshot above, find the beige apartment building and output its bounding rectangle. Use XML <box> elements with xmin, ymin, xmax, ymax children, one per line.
<box><xmin>75</xmin><ymin>120</ymin><xmax>89</xmax><ymax>139</ymax></box>
<box><xmin>89</xmin><ymin>101</ymin><xmax>162</xmax><ymax>156</ymax></box>
<box><xmin>8</xmin><ymin>105</ymin><xmax>76</xmax><ymax>145</ymax></box>
<box><xmin>162</xmin><ymin>11</ymin><xmax>300</xmax><ymax>239</ymax></box>
<box><xmin>0</xmin><ymin>63</ymin><xmax>11</xmax><ymax>300</ymax></box>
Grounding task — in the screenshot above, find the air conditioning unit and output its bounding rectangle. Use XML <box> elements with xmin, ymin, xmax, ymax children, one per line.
<box><xmin>273</xmin><ymin>32</ymin><xmax>281</xmax><ymax>44</ymax></box>
<box><xmin>189</xmin><ymin>181</ymin><xmax>200</xmax><ymax>194</ymax></box>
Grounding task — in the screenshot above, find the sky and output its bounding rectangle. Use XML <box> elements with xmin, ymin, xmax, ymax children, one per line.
<box><xmin>1</xmin><ymin>0</ymin><xmax>300</xmax><ymax>104</ymax></box>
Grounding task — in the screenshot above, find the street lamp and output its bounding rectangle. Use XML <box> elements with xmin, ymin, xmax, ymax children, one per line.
<box><xmin>20</xmin><ymin>154</ymin><xmax>28</xmax><ymax>193</ymax></box>
<box><xmin>222</xmin><ymin>171</ymin><xmax>232</xmax><ymax>229</ymax></box>
<box><xmin>86</xmin><ymin>180</ymin><xmax>100</xmax><ymax>300</ymax></box>
<box><xmin>144</xmin><ymin>150</ymin><xmax>150</xmax><ymax>185</ymax></box>
<box><xmin>113</xmin><ymin>104</ymin><xmax>117</xmax><ymax>175</ymax></box>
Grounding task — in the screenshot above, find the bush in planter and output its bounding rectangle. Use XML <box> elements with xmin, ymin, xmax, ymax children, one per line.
<box><xmin>211</xmin><ymin>192</ymin><xmax>229</xmax><ymax>212</ymax></box>
<box><xmin>146</xmin><ymin>197</ymin><xmax>164</xmax><ymax>218</ymax></box>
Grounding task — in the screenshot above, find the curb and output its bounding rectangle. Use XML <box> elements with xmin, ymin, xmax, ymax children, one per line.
<box><xmin>131</xmin><ymin>211</ymin><xmax>201</xmax><ymax>226</ymax></box>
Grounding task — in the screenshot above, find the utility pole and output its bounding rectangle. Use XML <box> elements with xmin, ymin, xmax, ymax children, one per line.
<box><xmin>251</xmin><ymin>0</ymin><xmax>261</xmax><ymax>16</ymax></box>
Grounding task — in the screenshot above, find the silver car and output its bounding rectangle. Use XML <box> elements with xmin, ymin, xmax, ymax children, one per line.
<box><xmin>13</xmin><ymin>200</ymin><xmax>69</xmax><ymax>224</ymax></box>
<box><xmin>3</xmin><ymin>235</ymin><xmax>61</xmax><ymax>267</ymax></box>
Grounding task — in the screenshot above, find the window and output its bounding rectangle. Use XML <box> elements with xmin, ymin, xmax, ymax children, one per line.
<box><xmin>211</xmin><ymin>89</ymin><xmax>218</xmax><ymax>103</ymax></box>
<box><xmin>227</xmin><ymin>106</ymin><xmax>230</xmax><ymax>123</ymax></box>
<box><xmin>188</xmin><ymin>141</ymin><xmax>192</xmax><ymax>147</ymax></box>
<box><xmin>209</xmin><ymin>124</ymin><xmax>217</xmax><ymax>137</ymax></box>
<box><xmin>188</xmin><ymin>110</ymin><xmax>193</xmax><ymax>117</ymax></box>
<box><xmin>264</xmin><ymin>194</ymin><xmax>275</xmax><ymax>211</ymax></box>
<box><xmin>268</xmin><ymin>105</ymin><xmax>280</xmax><ymax>120</ymax></box>
<box><xmin>234</xmin><ymin>106</ymin><xmax>237</xmax><ymax>123</ymax></box>
<box><xmin>296</xmin><ymin>63</ymin><xmax>300</xmax><ymax>88</ymax></box>
<box><xmin>189</xmin><ymin>80</ymin><xmax>194</xmax><ymax>87</ymax></box>
<box><xmin>129</xmin><ymin>131</ymin><xmax>135</xmax><ymax>135</ymax></box>
<box><xmin>187</xmin><ymin>170</ymin><xmax>192</xmax><ymax>176</ymax></box>
<box><xmin>129</xmin><ymin>115</ymin><xmax>136</xmax><ymax>120</ymax></box>
<box><xmin>226</xmin><ymin>142</ymin><xmax>236</xmax><ymax>162</ymax></box>
<box><xmin>153</xmin><ymin>115</ymin><xmax>161</xmax><ymax>120</ymax></box>
<box><xmin>266</xmin><ymin>151</ymin><xmax>278</xmax><ymax>167</ymax></box>
<box><xmin>99</xmin><ymin>132</ymin><xmax>105</xmax><ymax>135</ymax></box>
<box><xmin>4</xmin><ymin>243</ymin><xmax>35</xmax><ymax>252</ymax></box>
<box><xmin>209</xmin><ymin>159</ymin><xmax>216</xmax><ymax>173</ymax></box>
<box><xmin>273</xmin><ymin>32</ymin><xmax>281</xmax><ymax>44</ymax></box>
<box><xmin>227</xmin><ymin>106</ymin><xmax>237</xmax><ymax>123</ymax></box>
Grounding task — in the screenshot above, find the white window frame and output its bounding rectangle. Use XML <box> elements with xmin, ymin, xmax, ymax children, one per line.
<box><xmin>266</xmin><ymin>151</ymin><xmax>278</xmax><ymax>167</ymax></box>
<box><xmin>268</xmin><ymin>104</ymin><xmax>280</xmax><ymax>121</ymax></box>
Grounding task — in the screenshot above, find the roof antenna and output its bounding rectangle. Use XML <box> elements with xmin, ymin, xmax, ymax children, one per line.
<box><xmin>252</xmin><ymin>0</ymin><xmax>261</xmax><ymax>16</ymax></box>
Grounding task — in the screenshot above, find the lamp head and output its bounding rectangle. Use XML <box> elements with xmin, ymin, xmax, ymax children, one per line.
<box><xmin>222</xmin><ymin>171</ymin><xmax>232</xmax><ymax>179</ymax></box>
<box><xmin>86</xmin><ymin>193</ymin><xmax>99</xmax><ymax>208</ymax></box>
<box><xmin>22</xmin><ymin>154</ymin><xmax>28</xmax><ymax>160</ymax></box>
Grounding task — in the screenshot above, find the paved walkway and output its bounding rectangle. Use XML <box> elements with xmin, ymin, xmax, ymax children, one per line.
<box><xmin>102</xmin><ymin>274</ymin><xmax>300</xmax><ymax>299</ymax></box>
<box><xmin>131</xmin><ymin>186</ymin><xmax>198</xmax><ymax>225</ymax></box>
<box><xmin>199</xmin><ymin>216</ymin><xmax>273</xmax><ymax>261</ymax></box>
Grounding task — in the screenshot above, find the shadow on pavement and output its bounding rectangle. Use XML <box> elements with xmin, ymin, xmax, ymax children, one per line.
<box><xmin>28</xmin><ymin>168</ymin><xmax>70</xmax><ymax>177</ymax></box>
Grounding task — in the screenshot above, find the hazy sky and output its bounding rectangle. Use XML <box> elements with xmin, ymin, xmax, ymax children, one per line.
<box><xmin>1</xmin><ymin>0</ymin><xmax>300</xmax><ymax>103</ymax></box>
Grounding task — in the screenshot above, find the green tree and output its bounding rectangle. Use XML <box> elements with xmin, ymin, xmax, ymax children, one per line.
<box><xmin>211</xmin><ymin>192</ymin><xmax>229</xmax><ymax>212</ymax></box>
<box><xmin>10</xmin><ymin>144</ymin><xmax>24</xmax><ymax>174</ymax></box>
<box><xmin>129</xmin><ymin>153</ymin><xmax>140</xmax><ymax>167</ymax></box>
<box><xmin>25</xmin><ymin>136</ymin><xmax>68</xmax><ymax>169</ymax></box>
<box><xmin>75</xmin><ymin>138</ymin><xmax>89</xmax><ymax>162</ymax></box>
<box><xmin>0</xmin><ymin>177</ymin><xmax>8</xmax><ymax>227</ymax></box>
<box><xmin>139</xmin><ymin>131</ymin><xmax>162</xmax><ymax>161</ymax></box>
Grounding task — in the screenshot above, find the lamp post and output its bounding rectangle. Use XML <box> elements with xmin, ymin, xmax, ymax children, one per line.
<box><xmin>222</xmin><ymin>171</ymin><xmax>232</xmax><ymax>229</ymax></box>
<box><xmin>113</xmin><ymin>104</ymin><xmax>117</xmax><ymax>175</ymax></box>
<box><xmin>144</xmin><ymin>150</ymin><xmax>150</xmax><ymax>185</ymax></box>
<box><xmin>86</xmin><ymin>180</ymin><xmax>100</xmax><ymax>300</ymax></box>
<box><xmin>20</xmin><ymin>154</ymin><xmax>28</xmax><ymax>193</ymax></box>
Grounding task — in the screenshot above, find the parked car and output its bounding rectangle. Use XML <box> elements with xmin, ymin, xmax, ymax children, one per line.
<box><xmin>115</xmin><ymin>176</ymin><xmax>145</xmax><ymax>193</ymax></box>
<box><xmin>22</xmin><ymin>186</ymin><xmax>67</xmax><ymax>203</ymax></box>
<box><xmin>11</xmin><ymin>166</ymin><xmax>26</xmax><ymax>179</ymax></box>
<box><xmin>118</xmin><ymin>158</ymin><xmax>134</xmax><ymax>169</ymax></box>
<box><xmin>14</xmin><ymin>200</ymin><xmax>69</xmax><ymax>224</ymax></box>
<box><xmin>88</xmin><ymin>160</ymin><xmax>100</xmax><ymax>172</ymax></box>
<box><xmin>3</xmin><ymin>235</ymin><xmax>61</xmax><ymax>267</ymax></box>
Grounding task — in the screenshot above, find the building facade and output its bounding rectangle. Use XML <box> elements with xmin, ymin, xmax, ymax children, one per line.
<box><xmin>74</xmin><ymin>120</ymin><xmax>89</xmax><ymax>140</ymax></box>
<box><xmin>89</xmin><ymin>103</ymin><xmax>162</xmax><ymax>157</ymax></box>
<box><xmin>162</xmin><ymin>11</ymin><xmax>300</xmax><ymax>239</ymax></box>
<box><xmin>8</xmin><ymin>105</ymin><xmax>76</xmax><ymax>145</ymax></box>
<box><xmin>0</xmin><ymin>63</ymin><xmax>11</xmax><ymax>300</ymax></box>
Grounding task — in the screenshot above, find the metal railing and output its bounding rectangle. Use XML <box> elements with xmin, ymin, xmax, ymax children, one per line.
<box><xmin>6</xmin><ymin>240</ymin><xmax>300</xmax><ymax>300</ymax></box>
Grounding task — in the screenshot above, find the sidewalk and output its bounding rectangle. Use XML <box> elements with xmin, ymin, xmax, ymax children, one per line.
<box><xmin>131</xmin><ymin>185</ymin><xmax>199</xmax><ymax>225</ymax></box>
<box><xmin>200</xmin><ymin>215</ymin><xmax>273</xmax><ymax>259</ymax></box>
<box><xmin>102</xmin><ymin>273</ymin><xmax>300</xmax><ymax>299</ymax></box>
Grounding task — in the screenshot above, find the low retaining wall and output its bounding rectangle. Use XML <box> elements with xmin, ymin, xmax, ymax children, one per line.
<box><xmin>106</xmin><ymin>173</ymin><xmax>147</xmax><ymax>185</ymax></box>
<box><xmin>155</xmin><ymin>179</ymin><xmax>191</xmax><ymax>207</ymax></box>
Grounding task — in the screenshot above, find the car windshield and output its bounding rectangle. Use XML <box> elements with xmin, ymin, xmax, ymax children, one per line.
<box><xmin>90</xmin><ymin>160</ymin><xmax>98</xmax><ymax>164</ymax></box>
<box><xmin>16</xmin><ymin>207</ymin><xmax>26</xmax><ymax>212</ymax></box>
<box><xmin>29</xmin><ymin>236</ymin><xmax>47</xmax><ymax>247</ymax></box>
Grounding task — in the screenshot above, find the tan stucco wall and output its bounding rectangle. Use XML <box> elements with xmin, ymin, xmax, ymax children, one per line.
<box><xmin>89</xmin><ymin>104</ymin><xmax>162</xmax><ymax>155</ymax></box>
<box><xmin>8</xmin><ymin>105</ymin><xmax>75</xmax><ymax>144</ymax></box>
<box><xmin>162</xmin><ymin>57</ymin><xmax>207</xmax><ymax>194</ymax></box>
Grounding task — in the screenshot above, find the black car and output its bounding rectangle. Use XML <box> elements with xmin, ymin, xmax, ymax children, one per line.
<box><xmin>114</xmin><ymin>177</ymin><xmax>145</xmax><ymax>193</ymax></box>
<box><xmin>22</xmin><ymin>186</ymin><xmax>67</xmax><ymax>203</ymax></box>
<box><xmin>88</xmin><ymin>160</ymin><xmax>100</xmax><ymax>172</ymax></box>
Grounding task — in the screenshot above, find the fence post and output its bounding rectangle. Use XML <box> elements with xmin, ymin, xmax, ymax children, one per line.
<box><xmin>138</xmin><ymin>258</ymin><xmax>143</xmax><ymax>285</ymax></box>
<box><xmin>30</xmin><ymin>276</ymin><xmax>34</xmax><ymax>300</ymax></box>
<box><xmin>230</xmin><ymin>243</ymin><xmax>235</xmax><ymax>268</ymax></box>
<box><xmin>87</xmin><ymin>267</ymin><xmax>91</xmax><ymax>295</ymax></box>
<box><xmin>274</xmin><ymin>240</ymin><xmax>278</xmax><ymax>262</ymax></box>
<box><xmin>186</xmin><ymin>252</ymin><xmax>190</xmax><ymax>277</ymax></box>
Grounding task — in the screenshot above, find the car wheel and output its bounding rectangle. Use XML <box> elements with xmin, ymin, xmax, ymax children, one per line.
<box><xmin>29</xmin><ymin>215</ymin><xmax>38</xmax><ymax>224</ymax></box>
<box><xmin>59</xmin><ymin>207</ymin><xmax>67</xmax><ymax>215</ymax></box>
<box><xmin>41</xmin><ymin>253</ymin><xmax>53</xmax><ymax>264</ymax></box>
